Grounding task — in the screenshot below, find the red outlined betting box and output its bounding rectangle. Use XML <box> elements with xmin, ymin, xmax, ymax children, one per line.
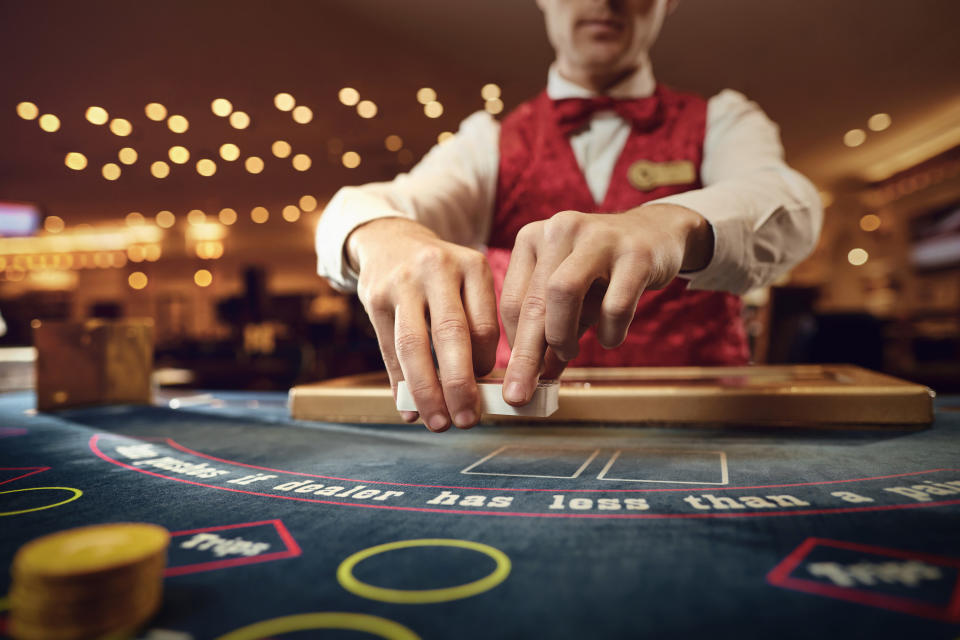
<box><xmin>165</xmin><ymin>519</ymin><xmax>301</xmax><ymax>577</ymax></box>
<box><xmin>767</xmin><ymin>537</ymin><xmax>960</xmax><ymax>622</ymax></box>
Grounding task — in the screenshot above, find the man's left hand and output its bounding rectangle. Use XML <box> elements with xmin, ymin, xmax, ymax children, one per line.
<box><xmin>499</xmin><ymin>203</ymin><xmax>713</xmax><ymax>406</ymax></box>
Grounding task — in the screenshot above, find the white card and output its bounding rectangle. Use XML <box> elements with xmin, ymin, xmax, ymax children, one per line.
<box><xmin>396</xmin><ymin>380</ymin><xmax>559</xmax><ymax>417</ymax></box>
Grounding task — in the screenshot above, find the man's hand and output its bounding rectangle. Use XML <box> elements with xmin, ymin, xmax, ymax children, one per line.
<box><xmin>499</xmin><ymin>204</ymin><xmax>713</xmax><ymax>405</ymax></box>
<box><xmin>347</xmin><ymin>218</ymin><xmax>499</xmax><ymax>431</ymax></box>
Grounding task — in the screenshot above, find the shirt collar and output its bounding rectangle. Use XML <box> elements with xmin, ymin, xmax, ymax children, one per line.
<box><xmin>546</xmin><ymin>57</ymin><xmax>656</xmax><ymax>100</ymax></box>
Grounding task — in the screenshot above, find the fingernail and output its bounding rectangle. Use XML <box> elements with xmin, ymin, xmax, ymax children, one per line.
<box><xmin>505</xmin><ymin>382</ymin><xmax>525</xmax><ymax>404</ymax></box>
<box><xmin>400</xmin><ymin>411</ymin><xmax>418</xmax><ymax>422</ymax></box>
<box><xmin>428</xmin><ymin>414</ymin><xmax>449</xmax><ymax>431</ymax></box>
<box><xmin>454</xmin><ymin>409</ymin><xmax>477</xmax><ymax>428</ymax></box>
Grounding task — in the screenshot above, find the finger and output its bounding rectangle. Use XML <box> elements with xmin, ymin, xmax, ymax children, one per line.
<box><xmin>544</xmin><ymin>249</ymin><xmax>610</xmax><ymax>362</ymax></box>
<box><xmin>461</xmin><ymin>257</ymin><xmax>500</xmax><ymax>378</ymax></box>
<box><xmin>427</xmin><ymin>278</ymin><xmax>481</xmax><ymax>429</ymax></box>
<box><xmin>394</xmin><ymin>299</ymin><xmax>450</xmax><ymax>432</ymax></box>
<box><xmin>369</xmin><ymin>306</ymin><xmax>419</xmax><ymax>423</ymax></box>
<box><xmin>499</xmin><ymin>233</ymin><xmax>536</xmax><ymax>349</ymax></box>
<box><xmin>596</xmin><ymin>254</ymin><xmax>648</xmax><ymax>349</ymax></box>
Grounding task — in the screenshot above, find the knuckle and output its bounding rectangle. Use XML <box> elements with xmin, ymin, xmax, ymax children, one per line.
<box><xmin>520</xmin><ymin>293</ymin><xmax>548</xmax><ymax>319</ymax></box>
<box><xmin>432</xmin><ymin>316</ymin><xmax>470</xmax><ymax>342</ymax></box>
<box><xmin>499</xmin><ymin>293</ymin><xmax>523</xmax><ymax>322</ymax></box>
<box><xmin>471</xmin><ymin>321</ymin><xmax>500</xmax><ymax>345</ymax></box>
<box><xmin>603</xmin><ymin>297</ymin><xmax>637</xmax><ymax>323</ymax></box>
<box><xmin>414</xmin><ymin>246</ymin><xmax>451</xmax><ymax>271</ymax></box>
<box><xmin>441</xmin><ymin>375</ymin><xmax>476</xmax><ymax>396</ymax></box>
<box><xmin>546</xmin><ymin>276</ymin><xmax>582</xmax><ymax>306</ymax></box>
<box><xmin>509</xmin><ymin>350</ymin><xmax>542</xmax><ymax>371</ymax></box>
<box><xmin>406</xmin><ymin>379</ymin><xmax>440</xmax><ymax>402</ymax></box>
<box><xmin>394</xmin><ymin>330</ymin><xmax>428</xmax><ymax>358</ymax></box>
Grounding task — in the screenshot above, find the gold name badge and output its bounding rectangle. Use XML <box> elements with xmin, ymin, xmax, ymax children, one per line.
<box><xmin>627</xmin><ymin>160</ymin><xmax>696</xmax><ymax>191</ymax></box>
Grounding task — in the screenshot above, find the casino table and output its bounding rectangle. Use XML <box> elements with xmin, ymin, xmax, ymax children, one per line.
<box><xmin>1</xmin><ymin>388</ymin><xmax>959</xmax><ymax>639</ymax></box>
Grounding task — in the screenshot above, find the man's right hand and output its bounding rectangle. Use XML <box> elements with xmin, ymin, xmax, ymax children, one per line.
<box><xmin>346</xmin><ymin>217</ymin><xmax>499</xmax><ymax>431</ymax></box>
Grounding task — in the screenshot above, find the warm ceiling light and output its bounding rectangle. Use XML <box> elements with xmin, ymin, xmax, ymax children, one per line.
<box><xmin>128</xmin><ymin>271</ymin><xmax>148</xmax><ymax>290</ymax></box>
<box><xmin>144</xmin><ymin>244</ymin><xmax>161</xmax><ymax>262</ymax></box>
<box><xmin>126</xmin><ymin>211</ymin><xmax>145</xmax><ymax>226</ymax></box>
<box><xmin>168</xmin><ymin>115</ymin><xmax>189</xmax><ymax>133</ymax></box>
<box><xmin>292</xmin><ymin>153</ymin><xmax>311</xmax><ymax>171</ymax></box>
<box><xmin>292</xmin><ymin>105</ymin><xmax>313</xmax><ymax>124</ymax></box>
<box><xmin>218</xmin><ymin>208</ymin><xmax>237</xmax><ymax>225</ymax></box>
<box><xmin>64</xmin><ymin>152</ymin><xmax>87</xmax><ymax>171</ymax></box>
<box><xmin>39</xmin><ymin>114</ymin><xmax>60</xmax><ymax>132</ymax></box>
<box><xmin>250</xmin><ymin>206</ymin><xmax>269</xmax><ymax>223</ymax></box>
<box><xmin>282</xmin><ymin>205</ymin><xmax>301</xmax><ymax>222</ymax></box>
<box><xmin>187</xmin><ymin>209</ymin><xmax>206</xmax><ymax>225</ymax></box>
<box><xmin>843</xmin><ymin>129</ymin><xmax>866</xmax><ymax>147</ymax></box>
<box><xmin>484</xmin><ymin>98</ymin><xmax>504</xmax><ymax>115</ymax></box>
<box><xmin>481</xmin><ymin>83</ymin><xmax>501</xmax><ymax>101</ymax></box>
<box><xmin>145</xmin><ymin>103</ymin><xmax>167</xmax><ymax>121</ymax></box>
<box><xmin>272</xmin><ymin>140</ymin><xmax>292</xmax><ymax>158</ymax></box>
<box><xmin>229</xmin><ymin>111</ymin><xmax>250</xmax><ymax>129</ymax></box>
<box><xmin>196</xmin><ymin>158</ymin><xmax>216</xmax><ymax>176</ymax></box>
<box><xmin>44</xmin><ymin>216</ymin><xmax>65</xmax><ymax>233</ymax></box>
<box><xmin>194</xmin><ymin>269</ymin><xmax>213</xmax><ymax>287</ymax></box>
<box><xmin>299</xmin><ymin>195</ymin><xmax>318</xmax><ymax>211</ymax></box>
<box><xmin>859</xmin><ymin>214</ymin><xmax>881</xmax><ymax>232</ymax></box>
<box><xmin>244</xmin><ymin>156</ymin><xmax>264</xmax><ymax>174</ymax></box>
<box><xmin>211</xmin><ymin>98</ymin><xmax>233</xmax><ymax>117</ymax></box>
<box><xmin>341</xmin><ymin>151</ymin><xmax>361</xmax><ymax>169</ymax></box>
<box><xmin>16</xmin><ymin>102</ymin><xmax>39</xmax><ymax>120</ymax></box>
<box><xmin>417</xmin><ymin>88</ymin><xmax>437</xmax><ymax>104</ymax></box>
<box><xmin>847</xmin><ymin>248</ymin><xmax>869</xmax><ymax>266</ymax></box>
<box><xmin>438</xmin><ymin>131</ymin><xmax>454</xmax><ymax>144</ymax></box>
<box><xmin>338</xmin><ymin>87</ymin><xmax>360</xmax><ymax>106</ymax></box>
<box><xmin>220</xmin><ymin>143</ymin><xmax>240</xmax><ymax>161</ymax></box>
<box><xmin>109</xmin><ymin>118</ymin><xmax>132</xmax><ymax>136</ymax></box>
<box><xmin>868</xmin><ymin>113</ymin><xmax>892</xmax><ymax>132</ymax></box>
<box><xmin>424</xmin><ymin>101</ymin><xmax>443</xmax><ymax>118</ymax></box>
<box><xmin>357</xmin><ymin>100</ymin><xmax>377</xmax><ymax>118</ymax></box>
<box><xmin>118</xmin><ymin>147</ymin><xmax>138</xmax><ymax>165</ymax></box>
<box><xmin>86</xmin><ymin>106</ymin><xmax>109</xmax><ymax>125</ymax></box>
<box><xmin>384</xmin><ymin>135</ymin><xmax>403</xmax><ymax>152</ymax></box>
<box><xmin>274</xmin><ymin>93</ymin><xmax>296</xmax><ymax>111</ymax></box>
<box><xmin>155</xmin><ymin>211</ymin><xmax>175</xmax><ymax>228</ymax></box>
<box><xmin>102</xmin><ymin>163</ymin><xmax>121</xmax><ymax>181</ymax></box>
<box><xmin>150</xmin><ymin>161</ymin><xmax>170</xmax><ymax>178</ymax></box>
<box><xmin>128</xmin><ymin>245</ymin><xmax>146</xmax><ymax>263</ymax></box>
<box><xmin>168</xmin><ymin>145</ymin><xmax>190</xmax><ymax>164</ymax></box>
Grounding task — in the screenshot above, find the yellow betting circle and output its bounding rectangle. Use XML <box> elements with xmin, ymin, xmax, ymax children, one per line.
<box><xmin>214</xmin><ymin>612</ymin><xmax>420</xmax><ymax>640</ymax></box>
<box><xmin>0</xmin><ymin>486</ymin><xmax>83</xmax><ymax>517</ymax></box>
<box><xmin>337</xmin><ymin>538</ymin><xmax>511</xmax><ymax>604</ymax></box>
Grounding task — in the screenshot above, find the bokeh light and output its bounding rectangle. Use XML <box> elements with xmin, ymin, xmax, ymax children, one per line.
<box><xmin>847</xmin><ymin>248</ymin><xmax>869</xmax><ymax>266</ymax></box>
<box><xmin>125</xmin><ymin>212</ymin><xmax>145</xmax><ymax>226</ymax></box>
<box><xmin>128</xmin><ymin>272</ymin><xmax>148</xmax><ymax>290</ymax></box>
<box><xmin>39</xmin><ymin>114</ymin><xmax>60</xmax><ymax>132</ymax></box>
<box><xmin>357</xmin><ymin>100</ymin><xmax>377</xmax><ymax>118</ymax></box>
<box><xmin>299</xmin><ymin>195</ymin><xmax>318</xmax><ymax>211</ymax></box>
<box><xmin>145</xmin><ymin>103</ymin><xmax>167</xmax><ymax>121</ymax></box>
<box><xmin>102</xmin><ymin>163</ymin><xmax>121</xmax><ymax>181</ymax></box>
<box><xmin>481</xmin><ymin>83</ymin><xmax>501</xmax><ymax>100</ymax></box>
<box><xmin>150</xmin><ymin>161</ymin><xmax>170</xmax><ymax>179</ymax></box>
<box><xmin>438</xmin><ymin>131</ymin><xmax>454</xmax><ymax>144</ymax></box>
<box><xmin>339</xmin><ymin>87</ymin><xmax>360</xmax><ymax>106</ymax></box>
<box><xmin>341</xmin><ymin>151</ymin><xmax>360</xmax><ymax>169</ymax></box>
<box><xmin>220</xmin><ymin>143</ymin><xmax>240</xmax><ymax>161</ymax></box>
<box><xmin>218</xmin><ymin>208</ymin><xmax>238</xmax><ymax>225</ymax></box>
<box><xmin>65</xmin><ymin>152</ymin><xmax>88</xmax><ymax>171</ymax></box>
<box><xmin>868</xmin><ymin>113</ymin><xmax>892</xmax><ymax>132</ymax></box>
<box><xmin>211</xmin><ymin>98</ymin><xmax>233</xmax><ymax>117</ymax></box>
<box><xmin>424</xmin><ymin>101</ymin><xmax>443</xmax><ymax>118</ymax></box>
<box><xmin>44</xmin><ymin>216</ymin><xmax>65</xmax><ymax>233</ymax></box>
<box><xmin>86</xmin><ymin>106</ymin><xmax>109</xmax><ymax>125</ymax></box>
<box><xmin>168</xmin><ymin>145</ymin><xmax>190</xmax><ymax>164</ymax></box>
<box><xmin>385</xmin><ymin>135</ymin><xmax>403</xmax><ymax>152</ymax></box>
<box><xmin>843</xmin><ymin>129</ymin><xmax>866</xmax><ymax>147</ymax></box>
<box><xmin>168</xmin><ymin>115</ymin><xmax>189</xmax><ymax>133</ymax></box>
<box><xmin>274</xmin><ymin>93</ymin><xmax>296</xmax><ymax>111</ymax></box>
<box><xmin>250</xmin><ymin>207</ymin><xmax>269</xmax><ymax>224</ymax></box>
<box><xmin>196</xmin><ymin>159</ymin><xmax>217</xmax><ymax>176</ymax></box>
<box><xmin>484</xmin><ymin>98</ymin><xmax>504</xmax><ymax>115</ymax></box>
<box><xmin>16</xmin><ymin>102</ymin><xmax>38</xmax><ymax>120</ymax></box>
<box><xmin>155</xmin><ymin>211</ymin><xmax>175</xmax><ymax>228</ymax></box>
<box><xmin>272</xmin><ymin>140</ymin><xmax>292</xmax><ymax>158</ymax></box>
<box><xmin>229</xmin><ymin>111</ymin><xmax>250</xmax><ymax>129</ymax></box>
<box><xmin>292</xmin><ymin>105</ymin><xmax>313</xmax><ymax>124</ymax></box>
<box><xmin>282</xmin><ymin>205</ymin><xmax>301</xmax><ymax>222</ymax></box>
<box><xmin>417</xmin><ymin>88</ymin><xmax>437</xmax><ymax>104</ymax></box>
<box><xmin>109</xmin><ymin>118</ymin><xmax>132</xmax><ymax>136</ymax></box>
<box><xmin>194</xmin><ymin>269</ymin><xmax>213</xmax><ymax>287</ymax></box>
<box><xmin>245</xmin><ymin>156</ymin><xmax>264</xmax><ymax>174</ymax></box>
<box><xmin>187</xmin><ymin>209</ymin><xmax>206</xmax><ymax>225</ymax></box>
<box><xmin>118</xmin><ymin>147</ymin><xmax>138</xmax><ymax>165</ymax></box>
<box><xmin>859</xmin><ymin>214</ymin><xmax>882</xmax><ymax>232</ymax></box>
<box><xmin>292</xmin><ymin>153</ymin><xmax>311</xmax><ymax>171</ymax></box>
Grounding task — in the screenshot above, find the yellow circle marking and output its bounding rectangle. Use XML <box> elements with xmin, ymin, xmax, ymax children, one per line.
<box><xmin>215</xmin><ymin>612</ymin><xmax>420</xmax><ymax>640</ymax></box>
<box><xmin>337</xmin><ymin>538</ymin><xmax>511</xmax><ymax>604</ymax></box>
<box><xmin>0</xmin><ymin>487</ymin><xmax>82</xmax><ymax>517</ymax></box>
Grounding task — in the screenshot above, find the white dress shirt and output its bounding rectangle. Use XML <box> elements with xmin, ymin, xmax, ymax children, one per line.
<box><xmin>316</xmin><ymin>63</ymin><xmax>823</xmax><ymax>295</ymax></box>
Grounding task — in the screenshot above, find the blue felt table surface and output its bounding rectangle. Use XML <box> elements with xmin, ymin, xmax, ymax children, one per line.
<box><xmin>1</xmin><ymin>391</ymin><xmax>958</xmax><ymax>639</ymax></box>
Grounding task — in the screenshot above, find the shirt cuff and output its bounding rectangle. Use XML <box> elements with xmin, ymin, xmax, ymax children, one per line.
<box><xmin>647</xmin><ymin>190</ymin><xmax>756</xmax><ymax>295</ymax></box>
<box><xmin>315</xmin><ymin>188</ymin><xmax>411</xmax><ymax>292</ymax></box>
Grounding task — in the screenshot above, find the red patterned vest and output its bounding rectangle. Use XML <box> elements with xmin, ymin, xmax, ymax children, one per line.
<box><xmin>487</xmin><ymin>86</ymin><xmax>748</xmax><ymax>368</ymax></box>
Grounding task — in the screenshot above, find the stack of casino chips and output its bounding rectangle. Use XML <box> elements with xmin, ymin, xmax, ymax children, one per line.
<box><xmin>8</xmin><ymin>523</ymin><xmax>170</xmax><ymax>640</ymax></box>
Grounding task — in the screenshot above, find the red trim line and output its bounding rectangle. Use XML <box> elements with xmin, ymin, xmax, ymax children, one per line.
<box><xmin>0</xmin><ymin>466</ymin><xmax>50</xmax><ymax>486</ymax></box>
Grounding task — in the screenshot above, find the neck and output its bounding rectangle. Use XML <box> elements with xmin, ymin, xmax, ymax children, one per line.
<box><xmin>556</xmin><ymin>61</ymin><xmax>638</xmax><ymax>94</ymax></box>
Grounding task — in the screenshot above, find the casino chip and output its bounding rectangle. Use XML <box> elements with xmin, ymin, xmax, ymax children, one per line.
<box><xmin>8</xmin><ymin>523</ymin><xmax>170</xmax><ymax>640</ymax></box>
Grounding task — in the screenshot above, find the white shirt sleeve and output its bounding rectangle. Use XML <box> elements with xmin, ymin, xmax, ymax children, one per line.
<box><xmin>315</xmin><ymin>111</ymin><xmax>501</xmax><ymax>292</ymax></box>
<box><xmin>651</xmin><ymin>89</ymin><xmax>824</xmax><ymax>294</ymax></box>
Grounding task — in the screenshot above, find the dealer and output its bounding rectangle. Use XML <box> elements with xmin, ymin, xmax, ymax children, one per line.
<box><xmin>316</xmin><ymin>0</ymin><xmax>823</xmax><ymax>431</ymax></box>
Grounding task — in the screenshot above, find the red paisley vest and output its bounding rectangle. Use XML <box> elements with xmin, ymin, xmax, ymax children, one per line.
<box><xmin>487</xmin><ymin>86</ymin><xmax>749</xmax><ymax>368</ymax></box>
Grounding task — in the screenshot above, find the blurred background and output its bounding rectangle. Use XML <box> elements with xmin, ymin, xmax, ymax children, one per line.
<box><xmin>1</xmin><ymin>0</ymin><xmax>959</xmax><ymax>393</ymax></box>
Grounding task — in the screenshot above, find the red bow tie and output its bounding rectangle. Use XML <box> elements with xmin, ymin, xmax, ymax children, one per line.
<box><xmin>552</xmin><ymin>95</ymin><xmax>662</xmax><ymax>136</ymax></box>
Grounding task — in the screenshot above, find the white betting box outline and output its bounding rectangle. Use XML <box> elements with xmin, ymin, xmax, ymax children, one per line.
<box><xmin>461</xmin><ymin>445</ymin><xmax>600</xmax><ymax>479</ymax></box>
<box><xmin>596</xmin><ymin>449</ymin><xmax>729</xmax><ymax>485</ymax></box>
